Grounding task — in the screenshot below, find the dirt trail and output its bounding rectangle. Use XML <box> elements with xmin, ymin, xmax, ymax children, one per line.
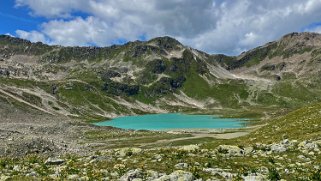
<box><xmin>140</xmin><ymin>131</ymin><xmax>249</xmax><ymax>147</ymax></box>
<box><xmin>140</xmin><ymin>124</ymin><xmax>265</xmax><ymax>147</ymax></box>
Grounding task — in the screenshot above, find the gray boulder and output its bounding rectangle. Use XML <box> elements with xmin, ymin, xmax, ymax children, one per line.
<box><xmin>120</xmin><ymin>169</ymin><xmax>143</xmax><ymax>181</ymax></box>
<box><xmin>270</xmin><ymin>144</ymin><xmax>287</xmax><ymax>153</ymax></box>
<box><xmin>298</xmin><ymin>141</ymin><xmax>319</xmax><ymax>151</ymax></box>
<box><xmin>175</xmin><ymin>163</ymin><xmax>188</xmax><ymax>169</ymax></box>
<box><xmin>153</xmin><ymin>170</ymin><xmax>194</xmax><ymax>181</ymax></box>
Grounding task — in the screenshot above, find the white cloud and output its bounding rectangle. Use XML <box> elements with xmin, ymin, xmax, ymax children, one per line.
<box><xmin>15</xmin><ymin>0</ymin><xmax>89</xmax><ymax>18</ymax></box>
<box><xmin>16</xmin><ymin>30</ymin><xmax>47</xmax><ymax>43</ymax></box>
<box><xmin>14</xmin><ymin>0</ymin><xmax>321</xmax><ymax>55</ymax></box>
<box><xmin>240</xmin><ymin>32</ymin><xmax>260</xmax><ymax>47</ymax></box>
<box><xmin>40</xmin><ymin>17</ymin><xmax>113</xmax><ymax>46</ymax></box>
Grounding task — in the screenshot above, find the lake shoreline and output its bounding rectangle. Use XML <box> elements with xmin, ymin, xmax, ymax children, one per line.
<box><xmin>94</xmin><ymin>113</ymin><xmax>255</xmax><ymax>133</ymax></box>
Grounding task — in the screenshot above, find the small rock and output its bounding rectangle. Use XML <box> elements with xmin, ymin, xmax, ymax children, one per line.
<box><xmin>110</xmin><ymin>172</ymin><xmax>119</xmax><ymax>177</ymax></box>
<box><xmin>67</xmin><ymin>174</ymin><xmax>80</xmax><ymax>180</ymax></box>
<box><xmin>282</xmin><ymin>139</ymin><xmax>289</xmax><ymax>144</ymax></box>
<box><xmin>13</xmin><ymin>165</ymin><xmax>21</xmax><ymax>172</ymax></box>
<box><xmin>244</xmin><ymin>147</ymin><xmax>254</xmax><ymax>155</ymax></box>
<box><xmin>26</xmin><ymin>171</ymin><xmax>37</xmax><ymax>177</ymax></box>
<box><xmin>0</xmin><ymin>176</ymin><xmax>11</xmax><ymax>181</ymax></box>
<box><xmin>45</xmin><ymin>157</ymin><xmax>65</xmax><ymax>165</ymax></box>
<box><xmin>270</xmin><ymin>144</ymin><xmax>287</xmax><ymax>153</ymax></box>
<box><xmin>298</xmin><ymin>141</ymin><xmax>319</xmax><ymax>151</ymax></box>
<box><xmin>243</xmin><ymin>173</ymin><xmax>266</xmax><ymax>181</ymax></box>
<box><xmin>179</xmin><ymin>145</ymin><xmax>199</xmax><ymax>152</ymax></box>
<box><xmin>175</xmin><ymin>163</ymin><xmax>188</xmax><ymax>169</ymax></box>
<box><xmin>297</xmin><ymin>155</ymin><xmax>310</xmax><ymax>162</ymax></box>
<box><xmin>154</xmin><ymin>154</ymin><xmax>162</xmax><ymax>162</ymax></box>
<box><xmin>155</xmin><ymin>170</ymin><xmax>194</xmax><ymax>181</ymax></box>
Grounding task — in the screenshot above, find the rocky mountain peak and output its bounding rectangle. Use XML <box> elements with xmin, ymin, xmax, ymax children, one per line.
<box><xmin>279</xmin><ymin>32</ymin><xmax>321</xmax><ymax>47</ymax></box>
<box><xmin>147</xmin><ymin>36</ymin><xmax>183</xmax><ymax>50</ymax></box>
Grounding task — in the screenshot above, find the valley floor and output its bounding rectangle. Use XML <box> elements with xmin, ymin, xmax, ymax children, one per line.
<box><xmin>1</xmin><ymin>100</ymin><xmax>321</xmax><ymax>180</ymax></box>
<box><xmin>0</xmin><ymin>100</ymin><xmax>255</xmax><ymax>157</ymax></box>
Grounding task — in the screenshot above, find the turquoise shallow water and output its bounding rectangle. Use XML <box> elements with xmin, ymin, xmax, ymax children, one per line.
<box><xmin>94</xmin><ymin>113</ymin><xmax>247</xmax><ymax>130</ymax></box>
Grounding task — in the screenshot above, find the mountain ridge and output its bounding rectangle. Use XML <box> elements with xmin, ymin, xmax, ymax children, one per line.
<box><xmin>1</xmin><ymin>32</ymin><xmax>321</xmax><ymax>120</ymax></box>
<box><xmin>2</xmin><ymin>31</ymin><xmax>320</xmax><ymax>57</ymax></box>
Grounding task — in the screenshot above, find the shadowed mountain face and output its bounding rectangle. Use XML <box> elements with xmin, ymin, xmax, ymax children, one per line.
<box><xmin>1</xmin><ymin>32</ymin><xmax>321</xmax><ymax>119</ymax></box>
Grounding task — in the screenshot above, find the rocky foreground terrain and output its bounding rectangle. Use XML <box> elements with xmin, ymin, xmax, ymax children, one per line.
<box><xmin>0</xmin><ymin>118</ymin><xmax>320</xmax><ymax>180</ymax></box>
<box><xmin>1</xmin><ymin>32</ymin><xmax>321</xmax><ymax>180</ymax></box>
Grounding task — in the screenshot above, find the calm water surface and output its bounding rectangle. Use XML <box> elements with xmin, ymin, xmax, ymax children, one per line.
<box><xmin>94</xmin><ymin>113</ymin><xmax>247</xmax><ymax>130</ymax></box>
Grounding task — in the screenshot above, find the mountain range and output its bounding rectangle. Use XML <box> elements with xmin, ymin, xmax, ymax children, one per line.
<box><xmin>1</xmin><ymin>32</ymin><xmax>321</xmax><ymax>120</ymax></box>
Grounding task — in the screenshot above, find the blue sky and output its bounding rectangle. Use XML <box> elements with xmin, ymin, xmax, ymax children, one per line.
<box><xmin>0</xmin><ymin>1</ymin><xmax>40</xmax><ymax>34</ymax></box>
<box><xmin>1</xmin><ymin>0</ymin><xmax>321</xmax><ymax>55</ymax></box>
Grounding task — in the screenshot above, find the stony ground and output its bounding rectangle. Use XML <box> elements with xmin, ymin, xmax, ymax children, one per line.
<box><xmin>0</xmin><ymin>99</ymin><xmax>95</xmax><ymax>157</ymax></box>
<box><xmin>0</xmin><ymin>138</ymin><xmax>320</xmax><ymax>180</ymax></box>
<box><xmin>0</xmin><ymin>100</ymin><xmax>192</xmax><ymax>157</ymax></box>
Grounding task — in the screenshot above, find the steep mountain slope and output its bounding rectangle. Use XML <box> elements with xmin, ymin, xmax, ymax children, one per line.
<box><xmin>215</xmin><ymin>32</ymin><xmax>321</xmax><ymax>109</ymax></box>
<box><xmin>1</xmin><ymin>32</ymin><xmax>321</xmax><ymax>120</ymax></box>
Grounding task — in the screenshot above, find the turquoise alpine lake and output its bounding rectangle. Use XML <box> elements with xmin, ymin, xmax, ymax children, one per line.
<box><xmin>94</xmin><ymin>113</ymin><xmax>247</xmax><ymax>130</ymax></box>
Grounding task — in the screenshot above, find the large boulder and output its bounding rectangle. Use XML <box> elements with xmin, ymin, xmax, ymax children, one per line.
<box><xmin>120</xmin><ymin>169</ymin><xmax>143</xmax><ymax>181</ymax></box>
<box><xmin>270</xmin><ymin>143</ymin><xmax>287</xmax><ymax>153</ymax></box>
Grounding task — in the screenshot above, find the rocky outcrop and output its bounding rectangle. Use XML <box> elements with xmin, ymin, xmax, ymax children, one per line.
<box><xmin>102</xmin><ymin>79</ymin><xmax>140</xmax><ymax>96</ymax></box>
